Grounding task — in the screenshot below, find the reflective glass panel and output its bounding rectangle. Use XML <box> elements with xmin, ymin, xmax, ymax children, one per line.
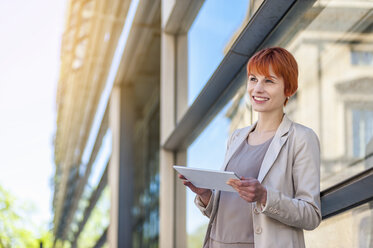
<box><xmin>132</xmin><ymin>108</ymin><xmax>160</xmax><ymax>248</ymax></box>
<box><xmin>186</xmin><ymin>79</ymin><xmax>250</xmax><ymax>247</ymax></box>
<box><xmin>187</xmin><ymin>0</ymin><xmax>258</xmax><ymax>105</ymax></box>
<box><xmin>70</xmin><ymin>128</ymin><xmax>111</xmax><ymax>245</ymax></box>
<box><xmin>259</xmin><ymin>0</ymin><xmax>373</xmax><ymax>190</ymax></box>
<box><xmin>305</xmin><ymin>201</ymin><xmax>373</xmax><ymax>247</ymax></box>
<box><xmin>185</xmin><ymin>0</ymin><xmax>373</xmax><ymax>246</ymax></box>
<box><xmin>77</xmin><ymin>187</ymin><xmax>110</xmax><ymax>247</ymax></box>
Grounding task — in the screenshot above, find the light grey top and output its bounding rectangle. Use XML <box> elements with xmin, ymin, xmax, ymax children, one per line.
<box><xmin>209</xmin><ymin>134</ymin><xmax>273</xmax><ymax>247</ymax></box>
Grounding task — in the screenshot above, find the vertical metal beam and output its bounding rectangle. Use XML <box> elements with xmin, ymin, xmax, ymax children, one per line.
<box><xmin>160</xmin><ymin>29</ymin><xmax>177</xmax><ymax>248</ymax></box>
<box><xmin>174</xmin><ymin>33</ymin><xmax>188</xmax><ymax>248</ymax></box>
<box><xmin>174</xmin><ymin>150</ymin><xmax>187</xmax><ymax>248</ymax></box>
<box><xmin>176</xmin><ymin>34</ymin><xmax>188</xmax><ymax>122</ymax></box>
<box><xmin>163</xmin><ymin>0</ymin><xmax>205</xmax><ymax>34</ymax></box>
<box><xmin>109</xmin><ymin>84</ymin><xmax>135</xmax><ymax>248</ymax></box>
<box><xmin>160</xmin><ymin>4</ymin><xmax>189</xmax><ymax>246</ymax></box>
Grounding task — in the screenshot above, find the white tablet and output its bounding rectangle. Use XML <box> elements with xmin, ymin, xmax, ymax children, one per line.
<box><xmin>173</xmin><ymin>165</ymin><xmax>240</xmax><ymax>192</ymax></box>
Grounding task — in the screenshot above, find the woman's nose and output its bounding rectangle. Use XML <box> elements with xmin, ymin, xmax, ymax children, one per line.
<box><xmin>253</xmin><ymin>80</ymin><xmax>264</xmax><ymax>92</ymax></box>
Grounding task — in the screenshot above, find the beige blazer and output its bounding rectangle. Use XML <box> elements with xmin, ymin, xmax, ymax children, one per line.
<box><xmin>195</xmin><ymin>114</ymin><xmax>321</xmax><ymax>248</ymax></box>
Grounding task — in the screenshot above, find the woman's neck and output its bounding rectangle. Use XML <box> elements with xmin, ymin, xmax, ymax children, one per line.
<box><xmin>255</xmin><ymin>110</ymin><xmax>284</xmax><ymax>133</ymax></box>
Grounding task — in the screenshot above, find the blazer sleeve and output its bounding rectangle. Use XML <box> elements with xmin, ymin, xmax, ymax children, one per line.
<box><xmin>258</xmin><ymin>128</ymin><xmax>322</xmax><ymax>230</ymax></box>
<box><xmin>194</xmin><ymin>192</ymin><xmax>215</xmax><ymax>218</ymax></box>
<box><xmin>194</xmin><ymin>129</ymin><xmax>237</xmax><ymax>218</ymax></box>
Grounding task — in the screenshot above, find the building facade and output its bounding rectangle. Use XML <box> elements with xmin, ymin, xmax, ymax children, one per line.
<box><xmin>53</xmin><ymin>0</ymin><xmax>373</xmax><ymax>247</ymax></box>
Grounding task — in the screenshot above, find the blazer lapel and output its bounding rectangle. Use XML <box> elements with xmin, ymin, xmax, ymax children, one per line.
<box><xmin>220</xmin><ymin>122</ymin><xmax>257</xmax><ymax>171</ymax></box>
<box><xmin>219</xmin><ymin>114</ymin><xmax>293</xmax><ymax>181</ymax></box>
<box><xmin>257</xmin><ymin>114</ymin><xmax>293</xmax><ymax>182</ymax></box>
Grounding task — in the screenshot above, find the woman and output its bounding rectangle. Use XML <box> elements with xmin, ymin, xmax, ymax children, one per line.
<box><xmin>179</xmin><ymin>47</ymin><xmax>321</xmax><ymax>248</ymax></box>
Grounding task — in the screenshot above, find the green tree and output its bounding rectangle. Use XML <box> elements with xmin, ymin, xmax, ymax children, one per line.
<box><xmin>76</xmin><ymin>187</ymin><xmax>110</xmax><ymax>248</ymax></box>
<box><xmin>0</xmin><ymin>185</ymin><xmax>52</xmax><ymax>248</ymax></box>
<box><xmin>187</xmin><ymin>223</ymin><xmax>208</xmax><ymax>248</ymax></box>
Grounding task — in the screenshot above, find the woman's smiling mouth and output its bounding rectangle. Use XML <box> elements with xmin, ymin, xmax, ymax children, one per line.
<box><xmin>253</xmin><ymin>96</ymin><xmax>270</xmax><ymax>103</ymax></box>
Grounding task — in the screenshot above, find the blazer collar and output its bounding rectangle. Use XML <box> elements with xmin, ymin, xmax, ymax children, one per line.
<box><xmin>257</xmin><ymin>113</ymin><xmax>293</xmax><ymax>182</ymax></box>
<box><xmin>223</xmin><ymin>113</ymin><xmax>293</xmax><ymax>182</ymax></box>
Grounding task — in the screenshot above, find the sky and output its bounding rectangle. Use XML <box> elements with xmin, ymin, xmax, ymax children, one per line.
<box><xmin>0</xmin><ymin>0</ymin><xmax>247</xmax><ymax>239</ymax></box>
<box><xmin>0</xmin><ymin>0</ymin><xmax>66</xmax><ymax>233</ymax></box>
<box><xmin>186</xmin><ymin>0</ymin><xmax>250</xmax><ymax>234</ymax></box>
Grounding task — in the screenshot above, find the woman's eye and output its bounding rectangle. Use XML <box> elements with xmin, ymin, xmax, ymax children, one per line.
<box><xmin>266</xmin><ymin>79</ymin><xmax>274</xmax><ymax>83</ymax></box>
<box><xmin>250</xmin><ymin>77</ymin><xmax>257</xmax><ymax>82</ymax></box>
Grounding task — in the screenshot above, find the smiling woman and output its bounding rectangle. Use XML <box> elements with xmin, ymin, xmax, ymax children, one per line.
<box><xmin>180</xmin><ymin>47</ymin><xmax>321</xmax><ymax>248</ymax></box>
<box><xmin>247</xmin><ymin>47</ymin><xmax>298</xmax><ymax>108</ymax></box>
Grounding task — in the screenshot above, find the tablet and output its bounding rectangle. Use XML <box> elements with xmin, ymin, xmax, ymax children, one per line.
<box><xmin>173</xmin><ymin>165</ymin><xmax>240</xmax><ymax>192</ymax></box>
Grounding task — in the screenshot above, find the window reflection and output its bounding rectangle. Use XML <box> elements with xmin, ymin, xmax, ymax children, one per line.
<box><xmin>351</xmin><ymin>49</ymin><xmax>373</xmax><ymax>66</ymax></box>
<box><xmin>132</xmin><ymin>108</ymin><xmax>160</xmax><ymax>248</ymax></box>
<box><xmin>187</xmin><ymin>0</ymin><xmax>254</xmax><ymax>105</ymax></box>
<box><xmin>186</xmin><ymin>103</ymin><xmax>233</xmax><ymax>247</ymax></box>
<box><xmin>278</xmin><ymin>0</ymin><xmax>373</xmax><ymax>189</ymax></box>
<box><xmin>250</xmin><ymin>0</ymin><xmax>373</xmax><ymax>189</ymax></box>
<box><xmin>186</xmin><ymin>0</ymin><xmax>373</xmax><ymax>246</ymax></box>
<box><xmin>352</xmin><ymin>109</ymin><xmax>373</xmax><ymax>157</ymax></box>
<box><xmin>305</xmin><ymin>200</ymin><xmax>373</xmax><ymax>247</ymax></box>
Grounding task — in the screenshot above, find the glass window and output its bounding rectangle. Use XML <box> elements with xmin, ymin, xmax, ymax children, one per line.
<box><xmin>186</xmin><ymin>103</ymin><xmax>232</xmax><ymax>246</ymax></box>
<box><xmin>77</xmin><ymin>187</ymin><xmax>110</xmax><ymax>248</ymax></box>
<box><xmin>185</xmin><ymin>0</ymin><xmax>373</xmax><ymax>246</ymax></box>
<box><xmin>351</xmin><ymin>49</ymin><xmax>373</xmax><ymax>66</ymax></box>
<box><xmin>187</xmin><ymin>0</ymin><xmax>259</xmax><ymax>105</ymax></box>
<box><xmin>305</xmin><ymin>200</ymin><xmax>373</xmax><ymax>247</ymax></box>
<box><xmin>186</xmin><ymin>81</ymin><xmax>250</xmax><ymax>247</ymax></box>
<box><xmin>260</xmin><ymin>0</ymin><xmax>373</xmax><ymax>190</ymax></box>
<box><xmin>352</xmin><ymin>109</ymin><xmax>373</xmax><ymax>157</ymax></box>
<box><xmin>132</xmin><ymin>108</ymin><xmax>160</xmax><ymax>248</ymax></box>
<box><xmin>69</xmin><ymin>128</ymin><xmax>111</xmax><ymax>244</ymax></box>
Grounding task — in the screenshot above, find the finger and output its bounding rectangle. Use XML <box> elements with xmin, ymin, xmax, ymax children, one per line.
<box><xmin>227</xmin><ymin>179</ymin><xmax>241</xmax><ymax>186</ymax></box>
<box><xmin>237</xmin><ymin>180</ymin><xmax>250</xmax><ymax>187</ymax></box>
<box><xmin>238</xmin><ymin>190</ymin><xmax>255</xmax><ymax>199</ymax></box>
<box><xmin>239</xmin><ymin>178</ymin><xmax>260</xmax><ymax>187</ymax></box>
<box><xmin>235</xmin><ymin>186</ymin><xmax>257</xmax><ymax>195</ymax></box>
<box><xmin>234</xmin><ymin>180</ymin><xmax>254</xmax><ymax>187</ymax></box>
<box><xmin>236</xmin><ymin>184</ymin><xmax>258</xmax><ymax>195</ymax></box>
<box><xmin>178</xmin><ymin>174</ymin><xmax>187</xmax><ymax>180</ymax></box>
<box><xmin>226</xmin><ymin>180</ymin><xmax>236</xmax><ymax>186</ymax></box>
<box><xmin>227</xmin><ymin>183</ymin><xmax>240</xmax><ymax>192</ymax></box>
<box><xmin>184</xmin><ymin>181</ymin><xmax>197</xmax><ymax>190</ymax></box>
<box><xmin>229</xmin><ymin>178</ymin><xmax>241</xmax><ymax>183</ymax></box>
<box><xmin>238</xmin><ymin>191</ymin><xmax>256</xmax><ymax>202</ymax></box>
<box><xmin>236</xmin><ymin>186</ymin><xmax>253</xmax><ymax>196</ymax></box>
<box><xmin>240</xmin><ymin>194</ymin><xmax>255</xmax><ymax>203</ymax></box>
<box><xmin>180</xmin><ymin>178</ymin><xmax>190</xmax><ymax>184</ymax></box>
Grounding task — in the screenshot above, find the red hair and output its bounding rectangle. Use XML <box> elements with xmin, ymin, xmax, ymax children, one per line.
<box><xmin>246</xmin><ymin>47</ymin><xmax>298</xmax><ymax>105</ymax></box>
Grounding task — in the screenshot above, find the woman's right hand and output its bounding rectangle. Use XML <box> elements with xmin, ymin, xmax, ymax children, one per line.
<box><xmin>178</xmin><ymin>174</ymin><xmax>212</xmax><ymax>206</ymax></box>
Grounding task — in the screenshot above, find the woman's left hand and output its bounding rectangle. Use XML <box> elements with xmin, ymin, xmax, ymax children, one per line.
<box><xmin>227</xmin><ymin>177</ymin><xmax>267</xmax><ymax>205</ymax></box>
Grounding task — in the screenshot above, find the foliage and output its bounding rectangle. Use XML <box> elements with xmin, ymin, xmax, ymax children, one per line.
<box><xmin>76</xmin><ymin>187</ymin><xmax>110</xmax><ymax>248</ymax></box>
<box><xmin>187</xmin><ymin>223</ymin><xmax>208</xmax><ymax>248</ymax></box>
<box><xmin>0</xmin><ymin>185</ymin><xmax>52</xmax><ymax>248</ymax></box>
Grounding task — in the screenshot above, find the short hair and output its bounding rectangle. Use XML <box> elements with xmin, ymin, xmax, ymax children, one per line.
<box><xmin>246</xmin><ymin>47</ymin><xmax>298</xmax><ymax>106</ymax></box>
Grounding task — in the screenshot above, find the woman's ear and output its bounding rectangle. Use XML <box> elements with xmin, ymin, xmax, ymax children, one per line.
<box><xmin>284</xmin><ymin>91</ymin><xmax>297</xmax><ymax>106</ymax></box>
<box><xmin>284</xmin><ymin>97</ymin><xmax>289</xmax><ymax>106</ymax></box>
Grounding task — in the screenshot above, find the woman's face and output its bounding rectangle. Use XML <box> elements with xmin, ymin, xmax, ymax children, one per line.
<box><xmin>247</xmin><ymin>66</ymin><xmax>287</xmax><ymax>114</ymax></box>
